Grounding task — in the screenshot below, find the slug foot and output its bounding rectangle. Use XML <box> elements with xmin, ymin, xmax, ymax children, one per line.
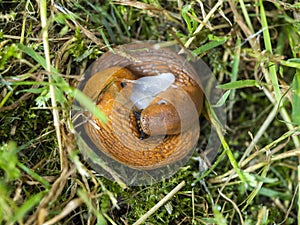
<box><xmin>133</xmin><ymin>110</ymin><xmax>148</xmax><ymax>140</ymax></box>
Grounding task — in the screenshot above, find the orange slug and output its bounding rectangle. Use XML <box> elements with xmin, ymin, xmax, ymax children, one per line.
<box><xmin>79</xmin><ymin>43</ymin><xmax>204</xmax><ymax>170</ymax></box>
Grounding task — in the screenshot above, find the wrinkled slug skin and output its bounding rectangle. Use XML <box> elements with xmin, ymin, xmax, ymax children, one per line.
<box><xmin>82</xmin><ymin>43</ymin><xmax>203</xmax><ymax>169</ymax></box>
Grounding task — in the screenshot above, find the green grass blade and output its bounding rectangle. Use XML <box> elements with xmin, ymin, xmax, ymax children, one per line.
<box><xmin>231</xmin><ymin>37</ymin><xmax>241</xmax><ymax>84</ymax></box>
<box><xmin>77</xmin><ymin>189</ymin><xmax>107</xmax><ymax>225</ymax></box>
<box><xmin>0</xmin><ymin>90</ymin><xmax>13</xmax><ymax>108</ymax></box>
<box><xmin>111</xmin><ymin>5</ymin><xmax>131</xmax><ymax>37</ymax></box>
<box><xmin>298</xmin><ymin>165</ymin><xmax>300</xmax><ymax>224</ymax></box>
<box><xmin>280</xmin><ymin>59</ymin><xmax>300</xmax><ymax>69</ymax></box>
<box><xmin>217</xmin><ymin>80</ymin><xmax>260</xmax><ymax>90</ymax></box>
<box><xmin>206</xmin><ymin>100</ymin><xmax>247</xmax><ymax>184</ymax></box>
<box><xmin>18</xmin><ymin>43</ymin><xmax>106</xmax><ymax>123</ymax></box>
<box><xmin>228</xmin><ymin>37</ymin><xmax>241</xmax><ymax>114</ymax></box>
<box><xmin>213</xmin><ymin>90</ymin><xmax>231</xmax><ymax>107</ymax></box>
<box><xmin>12</xmin><ymin>191</ymin><xmax>47</xmax><ymax>223</ymax></box>
<box><xmin>181</xmin><ymin>4</ymin><xmax>198</xmax><ymax>34</ymax></box>
<box><xmin>72</xmin><ymin>88</ymin><xmax>107</xmax><ymax>123</ymax></box>
<box><xmin>17</xmin><ymin>162</ymin><xmax>51</xmax><ymax>189</ymax></box>
<box><xmin>292</xmin><ymin>73</ymin><xmax>300</xmax><ymax>126</ymax></box>
<box><xmin>258</xmin><ymin>187</ymin><xmax>291</xmax><ymax>200</ymax></box>
<box><xmin>259</xmin><ymin>0</ymin><xmax>281</xmax><ymax>103</ymax></box>
<box><xmin>99</xmin><ymin>28</ymin><xmax>114</xmax><ymax>52</ymax></box>
<box><xmin>243</xmin><ymin>161</ymin><xmax>270</xmax><ymax>210</ymax></box>
<box><xmin>239</xmin><ymin>0</ymin><xmax>254</xmax><ymax>33</ymax></box>
<box><xmin>212</xmin><ymin>205</ymin><xmax>227</xmax><ymax>225</ymax></box>
<box><xmin>17</xmin><ymin>43</ymin><xmax>59</xmax><ymax>74</ymax></box>
<box><xmin>0</xmin><ymin>141</ymin><xmax>20</xmax><ymax>181</ymax></box>
<box><xmin>193</xmin><ymin>35</ymin><xmax>227</xmax><ymax>56</ymax></box>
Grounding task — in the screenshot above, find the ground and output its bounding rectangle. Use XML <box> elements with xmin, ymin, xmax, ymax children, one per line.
<box><xmin>0</xmin><ymin>0</ymin><xmax>300</xmax><ymax>224</ymax></box>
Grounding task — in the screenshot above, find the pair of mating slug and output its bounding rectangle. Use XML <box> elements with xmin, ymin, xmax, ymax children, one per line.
<box><xmin>80</xmin><ymin>43</ymin><xmax>203</xmax><ymax>169</ymax></box>
<box><xmin>91</xmin><ymin>67</ymin><xmax>201</xmax><ymax>139</ymax></box>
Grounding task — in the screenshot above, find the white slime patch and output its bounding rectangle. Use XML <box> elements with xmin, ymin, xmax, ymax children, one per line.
<box><xmin>130</xmin><ymin>73</ymin><xmax>175</xmax><ymax>110</ymax></box>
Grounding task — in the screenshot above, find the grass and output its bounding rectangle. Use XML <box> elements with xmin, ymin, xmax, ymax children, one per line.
<box><xmin>0</xmin><ymin>0</ymin><xmax>300</xmax><ymax>224</ymax></box>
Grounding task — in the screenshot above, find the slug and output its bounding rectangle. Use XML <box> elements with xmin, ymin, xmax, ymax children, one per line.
<box><xmin>129</xmin><ymin>72</ymin><xmax>175</xmax><ymax>111</ymax></box>
<box><xmin>79</xmin><ymin>43</ymin><xmax>203</xmax><ymax>169</ymax></box>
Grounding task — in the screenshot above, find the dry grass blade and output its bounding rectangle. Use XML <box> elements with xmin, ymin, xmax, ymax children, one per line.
<box><xmin>218</xmin><ymin>189</ymin><xmax>244</xmax><ymax>224</ymax></box>
<box><xmin>39</xmin><ymin>0</ymin><xmax>64</xmax><ymax>170</ymax></box>
<box><xmin>181</xmin><ymin>0</ymin><xmax>224</xmax><ymax>52</ymax></box>
<box><xmin>132</xmin><ymin>181</ymin><xmax>186</xmax><ymax>225</ymax></box>
<box><xmin>53</xmin><ymin>3</ymin><xmax>105</xmax><ymax>48</ymax></box>
<box><xmin>42</xmin><ymin>198</ymin><xmax>83</xmax><ymax>225</ymax></box>
<box><xmin>113</xmin><ymin>0</ymin><xmax>181</xmax><ymax>22</ymax></box>
<box><xmin>113</xmin><ymin>0</ymin><xmax>163</xmax><ymax>11</ymax></box>
<box><xmin>25</xmin><ymin>168</ymin><xmax>76</xmax><ymax>225</ymax></box>
<box><xmin>228</xmin><ymin>0</ymin><xmax>258</xmax><ymax>49</ymax></box>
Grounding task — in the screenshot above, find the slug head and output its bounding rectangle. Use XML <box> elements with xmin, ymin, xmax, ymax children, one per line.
<box><xmin>140</xmin><ymin>100</ymin><xmax>181</xmax><ymax>136</ymax></box>
<box><xmin>139</xmin><ymin>85</ymin><xmax>202</xmax><ymax>137</ymax></box>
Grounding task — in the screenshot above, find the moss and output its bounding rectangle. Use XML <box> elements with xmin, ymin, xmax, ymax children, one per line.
<box><xmin>0</xmin><ymin>0</ymin><xmax>299</xmax><ymax>224</ymax></box>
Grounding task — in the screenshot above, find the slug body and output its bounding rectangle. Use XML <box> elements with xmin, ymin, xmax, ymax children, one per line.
<box><xmin>80</xmin><ymin>43</ymin><xmax>203</xmax><ymax>169</ymax></box>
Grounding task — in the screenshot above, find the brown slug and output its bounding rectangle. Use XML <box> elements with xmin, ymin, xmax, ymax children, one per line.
<box><xmin>79</xmin><ymin>43</ymin><xmax>203</xmax><ymax>169</ymax></box>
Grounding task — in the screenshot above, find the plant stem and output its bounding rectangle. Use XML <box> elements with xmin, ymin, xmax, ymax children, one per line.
<box><xmin>39</xmin><ymin>0</ymin><xmax>64</xmax><ymax>170</ymax></box>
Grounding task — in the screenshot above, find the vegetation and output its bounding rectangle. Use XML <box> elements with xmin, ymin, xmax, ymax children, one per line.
<box><xmin>0</xmin><ymin>0</ymin><xmax>299</xmax><ymax>224</ymax></box>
